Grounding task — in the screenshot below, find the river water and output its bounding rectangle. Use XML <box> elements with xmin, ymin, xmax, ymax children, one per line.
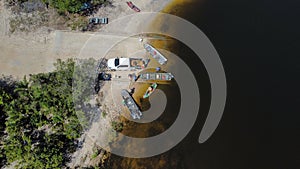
<box><xmin>109</xmin><ymin>0</ymin><xmax>300</xmax><ymax>168</ymax></box>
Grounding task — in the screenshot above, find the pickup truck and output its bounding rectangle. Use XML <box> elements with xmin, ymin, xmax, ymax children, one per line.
<box><xmin>107</xmin><ymin>57</ymin><xmax>149</xmax><ymax>71</ymax></box>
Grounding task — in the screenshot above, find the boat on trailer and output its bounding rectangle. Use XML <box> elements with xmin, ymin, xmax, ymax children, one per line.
<box><xmin>143</xmin><ymin>83</ymin><xmax>158</xmax><ymax>98</ymax></box>
<box><xmin>121</xmin><ymin>89</ymin><xmax>142</xmax><ymax>119</ymax></box>
<box><xmin>143</xmin><ymin>43</ymin><xmax>167</xmax><ymax>65</ymax></box>
<box><xmin>139</xmin><ymin>72</ymin><xmax>174</xmax><ymax>81</ymax></box>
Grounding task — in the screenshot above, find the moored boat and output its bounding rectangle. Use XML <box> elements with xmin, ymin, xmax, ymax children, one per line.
<box><xmin>121</xmin><ymin>89</ymin><xmax>142</xmax><ymax>119</ymax></box>
<box><xmin>143</xmin><ymin>43</ymin><xmax>167</xmax><ymax>65</ymax></box>
<box><xmin>139</xmin><ymin>72</ymin><xmax>174</xmax><ymax>81</ymax></box>
<box><xmin>143</xmin><ymin>83</ymin><xmax>158</xmax><ymax>98</ymax></box>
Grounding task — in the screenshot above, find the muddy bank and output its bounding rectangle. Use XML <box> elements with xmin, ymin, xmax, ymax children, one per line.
<box><xmin>107</xmin><ymin>0</ymin><xmax>201</xmax><ymax>168</ymax></box>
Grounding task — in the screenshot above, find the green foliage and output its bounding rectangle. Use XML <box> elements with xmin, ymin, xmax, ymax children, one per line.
<box><xmin>102</xmin><ymin>111</ymin><xmax>107</xmax><ymax>118</ymax></box>
<box><xmin>91</xmin><ymin>149</ymin><xmax>100</xmax><ymax>159</ymax></box>
<box><xmin>73</xmin><ymin>58</ymin><xmax>100</xmax><ymax>130</ymax></box>
<box><xmin>42</xmin><ymin>0</ymin><xmax>110</xmax><ymax>14</ymax></box>
<box><xmin>111</xmin><ymin>121</ymin><xmax>123</xmax><ymax>132</ymax></box>
<box><xmin>0</xmin><ymin>75</ymin><xmax>17</xmax><ymax>166</ymax></box>
<box><xmin>1</xmin><ymin>59</ymin><xmax>85</xmax><ymax>168</ymax></box>
<box><xmin>42</xmin><ymin>0</ymin><xmax>86</xmax><ymax>14</ymax></box>
<box><xmin>0</xmin><ymin>58</ymin><xmax>103</xmax><ymax>168</ymax></box>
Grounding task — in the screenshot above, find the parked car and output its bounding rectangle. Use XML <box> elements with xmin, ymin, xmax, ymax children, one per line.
<box><xmin>89</xmin><ymin>17</ymin><xmax>108</xmax><ymax>24</ymax></box>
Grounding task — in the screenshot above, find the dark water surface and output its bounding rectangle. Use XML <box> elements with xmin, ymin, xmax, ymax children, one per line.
<box><xmin>170</xmin><ymin>0</ymin><xmax>300</xmax><ymax>169</ymax></box>
<box><xmin>110</xmin><ymin>0</ymin><xmax>300</xmax><ymax>168</ymax></box>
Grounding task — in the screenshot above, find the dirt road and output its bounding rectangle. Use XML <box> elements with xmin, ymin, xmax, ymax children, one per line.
<box><xmin>0</xmin><ymin>0</ymin><xmax>170</xmax><ymax>78</ymax></box>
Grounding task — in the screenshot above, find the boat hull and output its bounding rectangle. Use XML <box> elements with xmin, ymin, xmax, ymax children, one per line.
<box><xmin>143</xmin><ymin>83</ymin><xmax>158</xmax><ymax>98</ymax></box>
<box><xmin>140</xmin><ymin>72</ymin><xmax>174</xmax><ymax>81</ymax></box>
<box><xmin>121</xmin><ymin>89</ymin><xmax>142</xmax><ymax>119</ymax></box>
<box><xmin>144</xmin><ymin>43</ymin><xmax>167</xmax><ymax>65</ymax></box>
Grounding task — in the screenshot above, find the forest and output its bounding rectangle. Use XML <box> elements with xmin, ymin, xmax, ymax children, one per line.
<box><xmin>6</xmin><ymin>0</ymin><xmax>110</xmax><ymax>14</ymax></box>
<box><xmin>0</xmin><ymin>58</ymin><xmax>97</xmax><ymax>168</ymax></box>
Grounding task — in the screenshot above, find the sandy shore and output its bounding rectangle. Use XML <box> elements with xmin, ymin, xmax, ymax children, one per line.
<box><xmin>0</xmin><ymin>0</ymin><xmax>172</xmax><ymax>78</ymax></box>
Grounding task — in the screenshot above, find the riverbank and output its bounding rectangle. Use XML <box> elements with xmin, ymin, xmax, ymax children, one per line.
<box><xmin>1</xmin><ymin>0</ymin><xmax>189</xmax><ymax>168</ymax></box>
<box><xmin>103</xmin><ymin>0</ymin><xmax>198</xmax><ymax>168</ymax></box>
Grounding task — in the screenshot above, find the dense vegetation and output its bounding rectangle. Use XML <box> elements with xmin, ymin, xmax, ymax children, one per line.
<box><xmin>0</xmin><ymin>59</ymin><xmax>97</xmax><ymax>168</ymax></box>
<box><xmin>6</xmin><ymin>0</ymin><xmax>110</xmax><ymax>14</ymax></box>
<box><xmin>43</xmin><ymin>0</ymin><xmax>88</xmax><ymax>14</ymax></box>
<box><xmin>46</xmin><ymin>0</ymin><xmax>111</xmax><ymax>14</ymax></box>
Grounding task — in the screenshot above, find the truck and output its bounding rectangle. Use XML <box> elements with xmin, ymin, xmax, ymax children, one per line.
<box><xmin>107</xmin><ymin>57</ymin><xmax>149</xmax><ymax>71</ymax></box>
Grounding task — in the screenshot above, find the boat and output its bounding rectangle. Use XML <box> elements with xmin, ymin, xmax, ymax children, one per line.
<box><xmin>126</xmin><ymin>1</ymin><xmax>141</xmax><ymax>12</ymax></box>
<box><xmin>143</xmin><ymin>83</ymin><xmax>158</xmax><ymax>98</ymax></box>
<box><xmin>143</xmin><ymin>43</ymin><xmax>167</xmax><ymax>65</ymax></box>
<box><xmin>139</xmin><ymin>72</ymin><xmax>174</xmax><ymax>81</ymax></box>
<box><xmin>121</xmin><ymin>89</ymin><xmax>142</xmax><ymax>119</ymax></box>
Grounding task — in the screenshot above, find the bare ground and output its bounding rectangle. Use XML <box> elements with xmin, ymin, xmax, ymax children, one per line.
<box><xmin>0</xmin><ymin>0</ymin><xmax>172</xmax><ymax>168</ymax></box>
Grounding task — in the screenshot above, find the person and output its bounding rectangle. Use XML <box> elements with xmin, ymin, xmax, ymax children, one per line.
<box><xmin>148</xmin><ymin>86</ymin><xmax>153</xmax><ymax>92</ymax></box>
<box><xmin>156</xmin><ymin>67</ymin><xmax>161</xmax><ymax>72</ymax></box>
<box><xmin>128</xmin><ymin>74</ymin><xmax>132</xmax><ymax>80</ymax></box>
<box><xmin>130</xmin><ymin>87</ymin><xmax>135</xmax><ymax>94</ymax></box>
<box><xmin>132</xmin><ymin>73</ymin><xmax>137</xmax><ymax>81</ymax></box>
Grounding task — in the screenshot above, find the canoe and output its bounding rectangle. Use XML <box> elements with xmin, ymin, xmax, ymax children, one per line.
<box><xmin>143</xmin><ymin>83</ymin><xmax>158</xmax><ymax>98</ymax></box>
<box><xmin>126</xmin><ymin>1</ymin><xmax>141</xmax><ymax>12</ymax></box>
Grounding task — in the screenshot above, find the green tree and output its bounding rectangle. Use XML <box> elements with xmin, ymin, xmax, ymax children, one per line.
<box><xmin>43</xmin><ymin>0</ymin><xmax>88</xmax><ymax>14</ymax></box>
<box><xmin>3</xmin><ymin>59</ymin><xmax>84</xmax><ymax>168</ymax></box>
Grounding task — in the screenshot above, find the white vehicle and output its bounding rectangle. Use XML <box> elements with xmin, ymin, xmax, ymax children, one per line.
<box><xmin>107</xmin><ymin>57</ymin><xmax>149</xmax><ymax>71</ymax></box>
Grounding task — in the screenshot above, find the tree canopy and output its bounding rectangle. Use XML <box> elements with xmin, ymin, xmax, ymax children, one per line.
<box><xmin>0</xmin><ymin>59</ymin><xmax>87</xmax><ymax>168</ymax></box>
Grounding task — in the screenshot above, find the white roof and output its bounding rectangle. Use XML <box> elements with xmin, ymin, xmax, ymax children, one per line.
<box><xmin>118</xmin><ymin>58</ymin><xmax>130</xmax><ymax>66</ymax></box>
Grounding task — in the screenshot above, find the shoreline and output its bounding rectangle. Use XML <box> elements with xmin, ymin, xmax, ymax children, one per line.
<box><xmin>66</xmin><ymin>0</ymin><xmax>179</xmax><ymax>168</ymax></box>
<box><xmin>0</xmin><ymin>0</ymin><xmax>189</xmax><ymax>168</ymax></box>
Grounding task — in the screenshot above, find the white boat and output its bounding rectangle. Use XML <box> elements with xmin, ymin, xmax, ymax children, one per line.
<box><xmin>144</xmin><ymin>43</ymin><xmax>167</xmax><ymax>65</ymax></box>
